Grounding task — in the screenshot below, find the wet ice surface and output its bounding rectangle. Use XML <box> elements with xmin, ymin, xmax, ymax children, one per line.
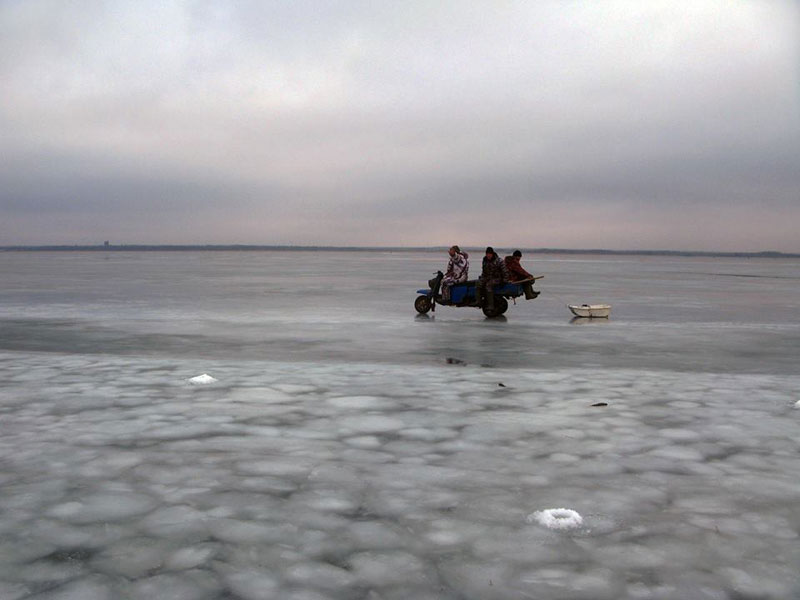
<box><xmin>0</xmin><ymin>251</ymin><xmax>799</xmax><ymax>599</ymax></box>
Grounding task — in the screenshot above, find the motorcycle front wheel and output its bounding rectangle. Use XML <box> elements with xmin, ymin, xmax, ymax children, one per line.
<box><xmin>414</xmin><ymin>295</ymin><xmax>432</xmax><ymax>314</ymax></box>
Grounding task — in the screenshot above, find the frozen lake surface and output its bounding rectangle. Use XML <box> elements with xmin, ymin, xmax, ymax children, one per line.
<box><xmin>1</xmin><ymin>250</ymin><xmax>798</xmax><ymax>599</ymax></box>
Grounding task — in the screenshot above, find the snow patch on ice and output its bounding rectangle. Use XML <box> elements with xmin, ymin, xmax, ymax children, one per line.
<box><xmin>223</xmin><ymin>570</ymin><xmax>279</xmax><ymax>600</ymax></box>
<box><xmin>327</xmin><ymin>395</ymin><xmax>393</xmax><ymax>409</ymax></box>
<box><xmin>29</xmin><ymin>577</ymin><xmax>112</xmax><ymax>600</ymax></box>
<box><xmin>338</xmin><ymin>415</ymin><xmax>404</xmax><ymax>433</ymax></box>
<box><xmin>344</xmin><ymin>435</ymin><xmax>383</xmax><ymax>449</ymax></box>
<box><xmin>47</xmin><ymin>493</ymin><xmax>156</xmax><ymax>524</ymax></box>
<box><xmin>527</xmin><ymin>508</ymin><xmax>584</xmax><ymax>530</ymax></box>
<box><xmin>164</xmin><ymin>544</ymin><xmax>218</xmax><ymax>570</ymax></box>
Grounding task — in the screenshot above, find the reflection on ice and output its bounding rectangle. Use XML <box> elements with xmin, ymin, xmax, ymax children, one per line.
<box><xmin>570</xmin><ymin>315</ymin><xmax>611</xmax><ymax>325</ymax></box>
<box><xmin>1</xmin><ymin>352</ymin><xmax>799</xmax><ymax>599</ymax></box>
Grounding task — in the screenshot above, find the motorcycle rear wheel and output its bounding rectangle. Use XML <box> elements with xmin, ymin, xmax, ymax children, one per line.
<box><xmin>482</xmin><ymin>296</ymin><xmax>508</xmax><ymax>317</ymax></box>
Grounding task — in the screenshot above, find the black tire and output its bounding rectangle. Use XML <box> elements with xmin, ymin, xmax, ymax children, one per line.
<box><xmin>415</xmin><ymin>295</ymin><xmax>432</xmax><ymax>314</ymax></box>
<box><xmin>482</xmin><ymin>295</ymin><xmax>508</xmax><ymax>318</ymax></box>
<box><xmin>496</xmin><ymin>296</ymin><xmax>509</xmax><ymax>315</ymax></box>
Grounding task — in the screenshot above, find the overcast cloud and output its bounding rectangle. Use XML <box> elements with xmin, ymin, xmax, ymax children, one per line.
<box><xmin>1</xmin><ymin>0</ymin><xmax>798</xmax><ymax>250</ymax></box>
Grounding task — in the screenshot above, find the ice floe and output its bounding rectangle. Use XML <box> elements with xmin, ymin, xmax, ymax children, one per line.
<box><xmin>527</xmin><ymin>508</ymin><xmax>584</xmax><ymax>530</ymax></box>
<box><xmin>187</xmin><ymin>373</ymin><xmax>217</xmax><ymax>384</ymax></box>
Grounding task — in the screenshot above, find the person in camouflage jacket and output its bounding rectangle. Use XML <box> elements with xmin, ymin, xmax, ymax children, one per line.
<box><xmin>477</xmin><ymin>247</ymin><xmax>508</xmax><ymax>309</ymax></box>
<box><xmin>441</xmin><ymin>245</ymin><xmax>469</xmax><ymax>301</ymax></box>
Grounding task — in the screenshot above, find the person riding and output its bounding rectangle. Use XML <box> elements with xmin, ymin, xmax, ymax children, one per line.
<box><xmin>504</xmin><ymin>250</ymin><xmax>538</xmax><ymax>300</ymax></box>
<box><xmin>476</xmin><ymin>246</ymin><xmax>508</xmax><ymax>310</ymax></box>
<box><xmin>441</xmin><ymin>245</ymin><xmax>469</xmax><ymax>302</ymax></box>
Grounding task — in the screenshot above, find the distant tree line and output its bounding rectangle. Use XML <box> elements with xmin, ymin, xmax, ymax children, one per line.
<box><xmin>0</xmin><ymin>245</ymin><xmax>797</xmax><ymax>258</ymax></box>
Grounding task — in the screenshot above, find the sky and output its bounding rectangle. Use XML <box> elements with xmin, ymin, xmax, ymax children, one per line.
<box><xmin>1</xmin><ymin>0</ymin><xmax>798</xmax><ymax>251</ymax></box>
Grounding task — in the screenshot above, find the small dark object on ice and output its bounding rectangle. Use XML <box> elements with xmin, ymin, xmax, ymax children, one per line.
<box><xmin>591</xmin><ymin>402</ymin><xmax>608</xmax><ymax>407</ymax></box>
<box><xmin>446</xmin><ymin>357</ymin><xmax>467</xmax><ymax>366</ymax></box>
<box><xmin>498</xmin><ymin>383</ymin><xmax>506</xmax><ymax>387</ymax></box>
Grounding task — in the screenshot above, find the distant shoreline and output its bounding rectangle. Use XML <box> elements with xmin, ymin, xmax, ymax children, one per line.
<box><xmin>0</xmin><ymin>245</ymin><xmax>798</xmax><ymax>258</ymax></box>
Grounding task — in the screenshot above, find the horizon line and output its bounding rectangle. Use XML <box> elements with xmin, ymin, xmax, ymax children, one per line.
<box><xmin>0</xmin><ymin>244</ymin><xmax>798</xmax><ymax>258</ymax></box>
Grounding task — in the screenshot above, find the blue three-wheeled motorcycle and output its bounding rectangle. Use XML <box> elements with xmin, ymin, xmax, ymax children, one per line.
<box><xmin>414</xmin><ymin>271</ymin><xmax>540</xmax><ymax>318</ymax></box>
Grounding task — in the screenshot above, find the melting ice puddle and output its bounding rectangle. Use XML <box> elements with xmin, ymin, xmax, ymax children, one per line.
<box><xmin>188</xmin><ymin>373</ymin><xmax>218</xmax><ymax>385</ymax></box>
<box><xmin>528</xmin><ymin>508</ymin><xmax>584</xmax><ymax>530</ymax></box>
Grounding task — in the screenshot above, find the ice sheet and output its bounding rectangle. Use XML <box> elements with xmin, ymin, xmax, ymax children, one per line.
<box><xmin>1</xmin><ymin>251</ymin><xmax>798</xmax><ymax>598</ymax></box>
<box><xmin>1</xmin><ymin>353</ymin><xmax>799</xmax><ymax>599</ymax></box>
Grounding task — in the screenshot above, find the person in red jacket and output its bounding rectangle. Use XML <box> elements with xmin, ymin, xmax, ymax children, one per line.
<box><xmin>504</xmin><ymin>250</ymin><xmax>538</xmax><ymax>299</ymax></box>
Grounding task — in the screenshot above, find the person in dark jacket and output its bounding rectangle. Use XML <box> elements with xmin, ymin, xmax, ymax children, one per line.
<box><xmin>504</xmin><ymin>250</ymin><xmax>538</xmax><ymax>299</ymax></box>
<box><xmin>476</xmin><ymin>247</ymin><xmax>508</xmax><ymax>310</ymax></box>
